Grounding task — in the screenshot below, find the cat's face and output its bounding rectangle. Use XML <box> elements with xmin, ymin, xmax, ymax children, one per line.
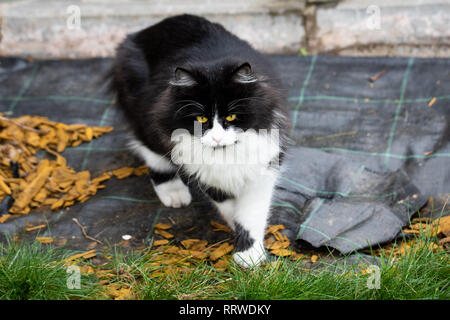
<box><xmin>165</xmin><ymin>61</ymin><xmax>274</xmax><ymax>149</ymax></box>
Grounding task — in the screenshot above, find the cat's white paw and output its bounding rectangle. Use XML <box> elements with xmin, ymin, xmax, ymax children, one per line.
<box><xmin>153</xmin><ymin>178</ymin><xmax>192</xmax><ymax>208</ymax></box>
<box><xmin>233</xmin><ymin>243</ymin><xmax>266</xmax><ymax>268</ymax></box>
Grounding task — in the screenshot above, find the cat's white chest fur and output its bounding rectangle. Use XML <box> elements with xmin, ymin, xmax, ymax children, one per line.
<box><xmin>171</xmin><ymin>130</ymin><xmax>280</xmax><ymax>195</ymax></box>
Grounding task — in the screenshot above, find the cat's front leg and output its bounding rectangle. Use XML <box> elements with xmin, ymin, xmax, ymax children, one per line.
<box><xmin>131</xmin><ymin>140</ymin><xmax>192</xmax><ymax>208</ymax></box>
<box><xmin>151</xmin><ymin>172</ymin><xmax>192</xmax><ymax>208</ymax></box>
<box><xmin>231</xmin><ymin>170</ymin><xmax>278</xmax><ymax>267</ymax></box>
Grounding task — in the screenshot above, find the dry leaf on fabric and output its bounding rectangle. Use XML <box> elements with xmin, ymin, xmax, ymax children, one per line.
<box><xmin>264</xmin><ymin>236</ymin><xmax>276</xmax><ymax>249</ymax></box>
<box><xmin>213</xmin><ymin>259</ymin><xmax>229</xmax><ymax>270</ymax></box>
<box><xmin>154</xmin><ymin>229</ymin><xmax>174</xmax><ymax>239</ymax></box>
<box><xmin>79</xmin><ymin>265</ymin><xmax>95</xmax><ymax>274</ymax></box>
<box><xmin>438</xmin><ymin>237</ymin><xmax>450</xmax><ymax>247</ymax></box>
<box><xmin>163</xmin><ymin>246</ymin><xmax>180</xmax><ymax>254</ymax></box>
<box><xmin>290</xmin><ymin>253</ymin><xmax>306</xmax><ymax>261</ymax></box>
<box><xmin>210</xmin><ymin>221</ymin><xmax>231</xmax><ymax>233</ymax></box>
<box><xmin>36</xmin><ymin>236</ymin><xmax>54</xmax><ymax>244</ymax></box>
<box><xmin>434</xmin><ymin>216</ymin><xmax>450</xmax><ymax>237</ymax></box>
<box><xmin>209</xmin><ymin>243</ymin><xmax>234</xmax><ymax>261</ymax></box>
<box><xmin>25</xmin><ymin>224</ymin><xmax>47</xmax><ymax>232</ymax></box>
<box><xmin>111</xmin><ymin>167</ymin><xmax>135</xmax><ymax>179</ymax></box>
<box><xmin>267</xmin><ymin>240</ymin><xmax>290</xmax><ymax>251</ymax></box>
<box><xmin>65</xmin><ymin>249</ymin><xmax>97</xmax><ymax>264</ymax></box>
<box><xmin>0</xmin><ymin>178</ymin><xmax>11</xmax><ymax>195</ymax></box>
<box><xmin>270</xmin><ymin>248</ymin><xmax>295</xmax><ymax>257</ymax></box>
<box><xmin>153</xmin><ymin>239</ymin><xmax>169</xmax><ymax>246</ymax></box>
<box><xmin>265</xmin><ymin>224</ymin><xmax>285</xmax><ymax>235</ymax></box>
<box><xmin>0</xmin><ymin>115</ymin><xmax>149</xmax><ymax>218</ymax></box>
<box><xmin>0</xmin><ymin>214</ymin><xmax>12</xmax><ymax>224</ymax></box>
<box><xmin>181</xmin><ymin>239</ymin><xmax>207</xmax><ymax>250</ymax></box>
<box><xmin>154</xmin><ymin>223</ymin><xmax>172</xmax><ymax>230</ymax></box>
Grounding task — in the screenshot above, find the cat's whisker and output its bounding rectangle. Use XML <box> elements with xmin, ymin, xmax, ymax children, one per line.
<box><xmin>152</xmin><ymin>148</ymin><xmax>175</xmax><ymax>165</ymax></box>
<box><xmin>174</xmin><ymin>100</ymin><xmax>205</xmax><ymax>109</ymax></box>
<box><xmin>227</xmin><ymin>96</ymin><xmax>267</xmax><ymax>105</ymax></box>
<box><xmin>227</xmin><ymin>105</ymin><xmax>257</xmax><ymax>114</ymax></box>
<box><xmin>175</xmin><ymin>103</ymin><xmax>205</xmax><ymax>117</ymax></box>
<box><xmin>227</xmin><ymin>97</ymin><xmax>270</xmax><ymax>111</ymax></box>
<box><xmin>180</xmin><ymin>112</ymin><xmax>204</xmax><ymax>119</ymax></box>
<box><xmin>227</xmin><ymin>98</ymin><xmax>247</xmax><ymax>109</ymax></box>
<box><xmin>232</xmin><ymin>111</ymin><xmax>254</xmax><ymax>115</ymax></box>
<box><xmin>228</xmin><ymin>104</ymin><xmax>248</xmax><ymax>113</ymax></box>
<box><xmin>227</xmin><ymin>104</ymin><xmax>244</xmax><ymax>112</ymax></box>
<box><xmin>174</xmin><ymin>99</ymin><xmax>205</xmax><ymax>107</ymax></box>
<box><xmin>175</xmin><ymin>165</ymin><xmax>184</xmax><ymax>179</ymax></box>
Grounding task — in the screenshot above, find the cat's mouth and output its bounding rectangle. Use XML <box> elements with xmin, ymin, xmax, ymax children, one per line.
<box><xmin>209</xmin><ymin>140</ymin><xmax>240</xmax><ymax>149</ymax></box>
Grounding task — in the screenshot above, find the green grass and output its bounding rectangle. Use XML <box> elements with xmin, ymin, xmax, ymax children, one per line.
<box><xmin>0</xmin><ymin>238</ymin><xmax>100</xmax><ymax>300</ymax></box>
<box><xmin>106</xmin><ymin>235</ymin><xmax>449</xmax><ymax>300</ymax></box>
<box><xmin>0</xmin><ymin>233</ymin><xmax>448</xmax><ymax>300</ymax></box>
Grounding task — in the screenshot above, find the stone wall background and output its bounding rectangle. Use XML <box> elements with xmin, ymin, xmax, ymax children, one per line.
<box><xmin>0</xmin><ymin>0</ymin><xmax>448</xmax><ymax>58</ymax></box>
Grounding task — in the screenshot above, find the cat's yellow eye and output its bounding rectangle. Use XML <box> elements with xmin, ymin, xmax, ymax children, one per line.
<box><xmin>196</xmin><ymin>116</ymin><xmax>208</xmax><ymax>123</ymax></box>
<box><xmin>226</xmin><ymin>114</ymin><xmax>237</xmax><ymax>122</ymax></box>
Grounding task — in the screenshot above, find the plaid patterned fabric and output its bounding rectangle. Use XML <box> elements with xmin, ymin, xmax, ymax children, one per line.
<box><xmin>0</xmin><ymin>56</ymin><xmax>448</xmax><ymax>253</ymax></box>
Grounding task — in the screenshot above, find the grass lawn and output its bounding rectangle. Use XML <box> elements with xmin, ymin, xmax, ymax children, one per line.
<box><xmin>0</xmin><ymin>230</ymin><xmax>448</xmax><ymax>300</ymax></box>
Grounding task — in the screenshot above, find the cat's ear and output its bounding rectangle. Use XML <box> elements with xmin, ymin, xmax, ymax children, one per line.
<box><xmin>232</xmin><ymin>63</ymin><xmax>258</xmax><ymax>84</ymax></box>
<box><xmin>169</xmin><ymin>67</ymin><xmax>197</xmax><ymax>86</ymax></box>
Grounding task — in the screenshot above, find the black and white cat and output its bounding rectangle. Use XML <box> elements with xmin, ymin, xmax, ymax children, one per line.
<box><xmin>109</xmin><ymin>14</ymin><xmax>289</xmax><ymax>267</ymax></box>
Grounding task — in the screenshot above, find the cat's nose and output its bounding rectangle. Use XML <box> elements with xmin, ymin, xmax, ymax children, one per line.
<box><xmin>212</xmin><ymin>136</ymin><xmax>222</xmax><ymax>144</ymax></box>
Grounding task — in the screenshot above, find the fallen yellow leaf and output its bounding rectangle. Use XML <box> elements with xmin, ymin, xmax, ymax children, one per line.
<box><xmin>210</xmin><ymin>221</ymin><xmax>231</xmax><ymax>233</ymax></box>
<box><xmin>0</xmin><ymin>214</ymin><xmax>12</xmax><ymax>224</ymax></box>
<box><xmin>428</xmin><ymin>97</ymin><xmax>436</xmax><ymax>107</ymax></box>
<box><xmin>265</xmin><ymin>224</ymin><xmax>285</xmax><ymax>235</ymax></box>
<box><xmin>36</xmin><ymin>236</ymin><xmax>54</xmax><ymax>244</ymax></box>
<box><xmin>25</xmin><ymin>224</ymin><xmax>47</xmax><ymax>232</ymax></box>
<box><xmin>0</xmin><ymin>178</ymin><xmax>11</xmax><ymax>195</ymax></box>
<box><xmin>153</xmin><ymin>239</ymin><xmax>169</xmax><ymax>246</ymax></box>
<box><xmin>65</xmin><ymin>249</ymin><xmax>97</xmax><ymax>263</ymax></box>
<box><xmin>111</xmin><ymin>167</ymin><xmax>135</xmax><ymax>179</ymax></box>
<box><xmin>154</xmin><ymin>223</ymin><xmax>172</xmax><ymax>230</ymax></box>
<box><xmin>209</xmin><ymin>243</ymin><xmax>234</xmax><ymax>261</ymax></box>
<box><xmin>154</xmin><ymin>229</ymin><xmax>174</xmax><ymax>239</ymax></box>
<box><xmin>213</xmin><ymin>259</ymin><xmax>229</xmax><ymax>270</ymax></box>
<box><xmin>180</xmin><ymin>239</ymin><xmax>208</xmax><ymax>250</ymax></box>
<box><xmin>270</xmin><ymin>248</ymin><xmax>295</xmax><ymax>257</ymax></box>
<box><xmin>434</xmin><ymin>216</ymin><xmax>450</xmax><ymax>237</ymax></box>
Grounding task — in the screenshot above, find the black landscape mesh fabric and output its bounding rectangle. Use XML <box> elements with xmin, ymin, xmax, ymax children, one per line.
<box><xmin>0</xmin><ymin>55</ymin><xmax>448</xmax><ymax>253</ymax></box>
